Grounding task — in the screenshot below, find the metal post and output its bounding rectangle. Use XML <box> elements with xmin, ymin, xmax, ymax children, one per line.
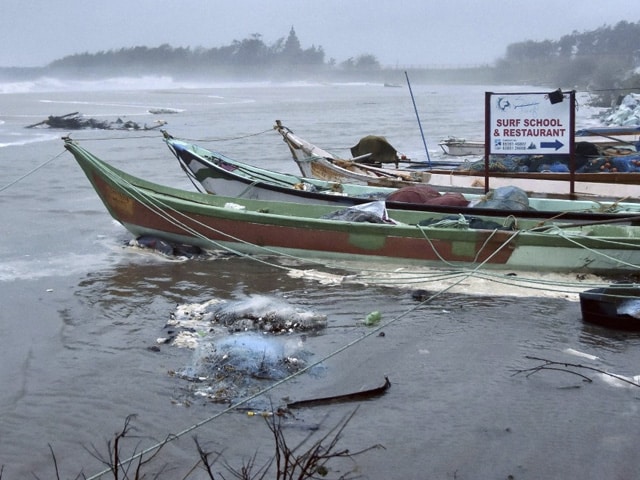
<box><xmin>404</xmin><ymin>71</ymin><xmax>432</xmax><ymax>168</ymax></box>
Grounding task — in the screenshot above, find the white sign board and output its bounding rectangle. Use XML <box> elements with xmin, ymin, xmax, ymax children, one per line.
<box><xmin>488</xmin><ymin>92</ymin><xmax>572</xmax><ymax>155</ymax></box>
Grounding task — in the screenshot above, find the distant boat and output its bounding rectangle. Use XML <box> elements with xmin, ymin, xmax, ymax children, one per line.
<box><xmin>383</xmin><ymin>82</ymin><xmax>403</xmax><ymax>88</ymax></box>
<box><xmin>63</xmin><ymin>137</ymin><xmax>640</xmax><ymax>275</ymax></box>
<box><xmin>439</xmin><ymin>137</ymin><xmax>485</xmax><ymax>156</ymax></box>
<box><xmin>274</xmin><ymin>120</ymin><xmax>431</xmax><ymax>188</ymax></box>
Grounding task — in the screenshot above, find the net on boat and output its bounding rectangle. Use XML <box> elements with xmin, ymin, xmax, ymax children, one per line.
<box><xmin>458</xmin><ymin>141</ymin><xmax>640</xmax><ymax>173</ymax></box>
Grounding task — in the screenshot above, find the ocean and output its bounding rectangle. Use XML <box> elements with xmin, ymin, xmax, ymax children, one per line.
<box><xmin>1</xmin><ymin>77</ymin><xmax>640</xmax><ymax>479</ymax></box>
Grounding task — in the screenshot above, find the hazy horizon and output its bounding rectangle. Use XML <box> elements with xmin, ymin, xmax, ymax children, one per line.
<box><xmin>3</xmin><ymin>0</ymin><xmax>638</xmax><ymax>69</ymax></box>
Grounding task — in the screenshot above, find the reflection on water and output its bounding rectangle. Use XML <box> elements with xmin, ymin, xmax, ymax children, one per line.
<box><xmin>580</xmin><ymin>323</ymin><xmax>640</xmax><ymax>353</ymax></box>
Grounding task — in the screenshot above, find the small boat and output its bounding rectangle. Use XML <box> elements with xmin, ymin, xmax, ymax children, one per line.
<box><xmin>275</xmin><ymin>121</ymin><xmax>640</xmax><ymax>198</ymax></box>
<box><xmin>163</xmin><ymin>132</ymin><xmax>640</xmax><ymax>222</ymax></box>
<box><xmin>579</xmin><ymin>286</ymin><xmax>640</xmax><ymax>331</ymax></box>
<box><xmin>274</xmin><ymin>120</ymin><xmax>431</xmax><ymax>188</ymax></box>
<box><xmin>64</xmin><ymin>137</ymin><xmax>640</xmax><ymax>274</ymax></box>
<box><xmin>439</xmin><ymin>137</ymin><xmax>485</xmax><ymax>156</ymax></box>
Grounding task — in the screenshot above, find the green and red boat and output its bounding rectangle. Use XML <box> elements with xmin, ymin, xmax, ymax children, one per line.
<box><xmin>64</xmin><ymin>138</ymin><xmax>640</xmax><ymax>275</ymax></box>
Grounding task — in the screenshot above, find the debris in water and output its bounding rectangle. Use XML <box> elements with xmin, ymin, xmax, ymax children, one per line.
<box><xmin>26</xmin><ymin>112</ymin><xmax>167</xmax><ymax>130</ymax></box>
<box><xmin>161</xmin><ymin>294</ymin><xmax>327</xmax><ymax>404</ymax></box>
<box><xmin>363</xmin><ymin>311</ymin><xmax>381</xmax><ymax>326</ymax></box>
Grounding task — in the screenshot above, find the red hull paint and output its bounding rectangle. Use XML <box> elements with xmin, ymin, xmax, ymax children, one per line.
<box><xmin>92</xmin><ymin>172</ymin><xmax>516</xmax><ymax>265</ymax></box>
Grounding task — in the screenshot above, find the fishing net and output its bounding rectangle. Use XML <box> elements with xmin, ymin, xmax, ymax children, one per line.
<box><xmin>454</xmin><ymin>139</ymin><xmax>640</xmax><ymax>173</ymax></box>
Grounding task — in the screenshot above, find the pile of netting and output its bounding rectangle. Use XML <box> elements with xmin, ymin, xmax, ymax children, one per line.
<box><xmin>459</xmin><ymin>148</ymin><xmax>640</xmax><ymax>174</ymax></box>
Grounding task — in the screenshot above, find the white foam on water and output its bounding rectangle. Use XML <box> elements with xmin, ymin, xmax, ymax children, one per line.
<box><xmin>289</xmin><ymin>263</ymin><xmax>608</xmax><ymax>300</ymax></box>
<box><xmin>0</xmin><ymin>76</ymin><xmax>329</xmax><ymax>95</ymax></box>
<box><xmin>0</xmin><ymin>252</ymin><xmax>113</xmax><ymax>282</ymax></box>
<box><xmin>564</xmin><ymin>348</ymin><xmax>600</xmax><ymax>361</ymax></box>
<box><xmin>598</xmin><ymin>372</ymin><xmax>640</xmax><ymax>388</ymax></box>
<box><xmin>0</xmin><ymin>75</ymin><xmax>180</xmax><ymax>94</ymax></box>
<box><xmin>0</xmin><ymin>131</ymin><xmax>59</xmax><ymax>148</ymax></box>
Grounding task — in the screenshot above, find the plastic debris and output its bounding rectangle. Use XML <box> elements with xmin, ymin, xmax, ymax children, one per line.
<box><xmin>364</xmin><ymin>311</ymin><xmax>382</xmax><ymax>326</ymax></box>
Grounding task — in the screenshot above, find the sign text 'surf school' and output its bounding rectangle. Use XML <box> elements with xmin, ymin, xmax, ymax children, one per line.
<box><xmin>487</xmin><ymin>91</ymin><xmax>572</xmax><ymax>155</ymax></box>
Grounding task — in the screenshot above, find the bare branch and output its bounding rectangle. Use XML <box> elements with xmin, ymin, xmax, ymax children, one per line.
<box><xmin>512</xmin><ymin>356</ymin><xmax>640</xmax><ymax>387</ymax></box>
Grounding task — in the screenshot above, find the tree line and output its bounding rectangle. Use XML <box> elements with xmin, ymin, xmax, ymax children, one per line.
<box><xmin>47</xmin><ymin>27</ymin><xmax>380</xmax><ymax>76</ymax></box>
<box><xmin>36</xmin><ymin>21</ymin><xmax>640</xmax><ymax>105</ymax></box>
<box><xmin>495</xmin><ymin>20</ymin><xmax>640</xmax><ymax>105</ymax></box>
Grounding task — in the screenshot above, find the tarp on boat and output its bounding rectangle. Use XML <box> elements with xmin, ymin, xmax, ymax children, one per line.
<box><xmin>470</xmin><ymin>186</ymin><xmax>532</xmax><ymax>211</ymax></box>
<box><xmin>350</xmin><ymin>135</ymin><xmax>398</xmax><ymax>164</ymax></box>
<box><xmin>321</xmin><ymin>200</ymin><xmax>396</xmax><ymax>223</ymax></box>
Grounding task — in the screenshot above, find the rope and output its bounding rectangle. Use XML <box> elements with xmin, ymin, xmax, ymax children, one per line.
<box><xmin>0</xmin><ymin>150</ymin><xmax>66</xmax><ymax>193</ymax></box>
<box><xmin>86</xmin><ymin>247</ymin><xmax>496</xmax><ymax>480</ymax></box>
<box><xmin>171</xmin><ymin>129</ymin><xmax>274</xmax><ymax>144</ymax></box>
<box><xmin>84</xmin><ymin>148</ymin><xmax>637</xmax><ymax>475</ymax></box>
<box><xmin>93</xmin><ymin>173</ymin><xmax>611</xmax><ymax>478</ymax></box>
<box><xmin>84</xmin><ymin>150</ymin><xmax>342</xmax><ymax>275</ymax></box>
<box><xmin>70</xmin><ymin>133</ymin><xmax>164</xmax><ymax>142</ymax></box>
<box><xmin>64</xmin><ymin>128</ymin><xmax>273</xmax><ymax>144</ymax></box>
<box><xmin>537</xmin><ymin>225</ymin><xmax>640</xmax><ymax>270</ymax></box>
<box><xmin>109</xmin><ymin>158</ymin><xmax>637</xmax><ymax>289</ymax></box>
<box><xmin>67</xmin><ymin>139</ymin><xmax>640</xmax><ymax>476</ymax></box>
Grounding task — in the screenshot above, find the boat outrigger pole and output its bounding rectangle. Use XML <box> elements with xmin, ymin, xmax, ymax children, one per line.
<box><xmin>404</xmin><ymin>71</ymin><xmax>432</xmax><ymax>168</ymax></box>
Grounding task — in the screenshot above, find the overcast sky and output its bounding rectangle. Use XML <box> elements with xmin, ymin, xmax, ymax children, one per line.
<box><xmin>2</xmin><ymin>0</ymin><xmax>637</xmax><ymax>68</ymax></box>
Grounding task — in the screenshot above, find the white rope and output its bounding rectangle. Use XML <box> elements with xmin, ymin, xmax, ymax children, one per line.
<box><xmin>0</xmin><ymin>150</ymin><xmax>65</xmax><ymax>193</ymax></box>
<box><xmin>534</xmin><ymin>224</ymin><xmax>640</xmax><ymax>270</ymax></box>
<box><xmin>71</xmin><ymin>143</ymin><xmax>640</xmax><ymax>296</ymax></box>
<box><xmin>76</xmin><ymin>140</ymin><xmax>640</xmax><ymax>477</ymax></box>
<box><xmin>85</xmin><ymin>243</ymin><xmax>497</xmax><ymax>480</ymax></box>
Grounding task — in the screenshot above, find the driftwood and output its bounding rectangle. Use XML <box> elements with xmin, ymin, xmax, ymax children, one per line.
<box><xmin>287</xmin><ymin>376</ymin><xmax>391</xmax><ymax>408</ymax></box>
<box><xmin>26</xmin><ymin>112</ymin><xmax>166</xmax><ymax>131</ymax></box>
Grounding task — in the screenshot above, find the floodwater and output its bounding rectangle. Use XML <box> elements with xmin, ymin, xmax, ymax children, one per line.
<box><xmin>1</xmin><ymin>79</ymin><xmax>640</xmax><ymax>479</ymax></box>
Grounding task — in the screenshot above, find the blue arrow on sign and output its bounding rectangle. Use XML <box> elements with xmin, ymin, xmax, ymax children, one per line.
<box><xmin>540</xmin><ymin>139</ymin><xmax>564</xmax><ymax>150</ymax></box>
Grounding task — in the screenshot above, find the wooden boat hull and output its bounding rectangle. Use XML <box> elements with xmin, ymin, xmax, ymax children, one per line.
<box><xmin>424</xmin><ymin>168</ymin><xmax>640</xmax><ymax>197</ymax></box>
<box><xmin>64</xmin><ymin>139</ymin><xmax>640</xmax><ymax>274</ymax></box>
<box><xmin>164</xmin><ymin>135</ymin><xmax>640</xmax><ymax>222</ymax></box>
<box><xmin>579</xmin><ymin>287</ymin><xmax>640</xmax><ymax>331</ymax></box>
<box><xmin>274</xmin><ymin>121</ymin><xmax>431</xmax><ymax>188</ymax></box>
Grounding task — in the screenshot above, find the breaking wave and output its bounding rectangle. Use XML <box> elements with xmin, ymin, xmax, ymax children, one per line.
<box><xmin>0</xmin><ymin>131</ymin><xmax>59</xmax><ymax>148</ymax></box>
<box><xmin>0</xmin><ymin>75</ymin><xmax>337</xmax><ymax>95</ymax></box>
<box><xmin>0</xmin><ymin>75</ymin><xmax>195</xmax><ymax>94</ymax></box>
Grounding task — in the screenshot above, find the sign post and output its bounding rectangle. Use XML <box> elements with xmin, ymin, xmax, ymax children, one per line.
<box><xmin>484</xmin><ymin>90</ymin><xmax>576</xmax><ymax>194</ymax></box>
